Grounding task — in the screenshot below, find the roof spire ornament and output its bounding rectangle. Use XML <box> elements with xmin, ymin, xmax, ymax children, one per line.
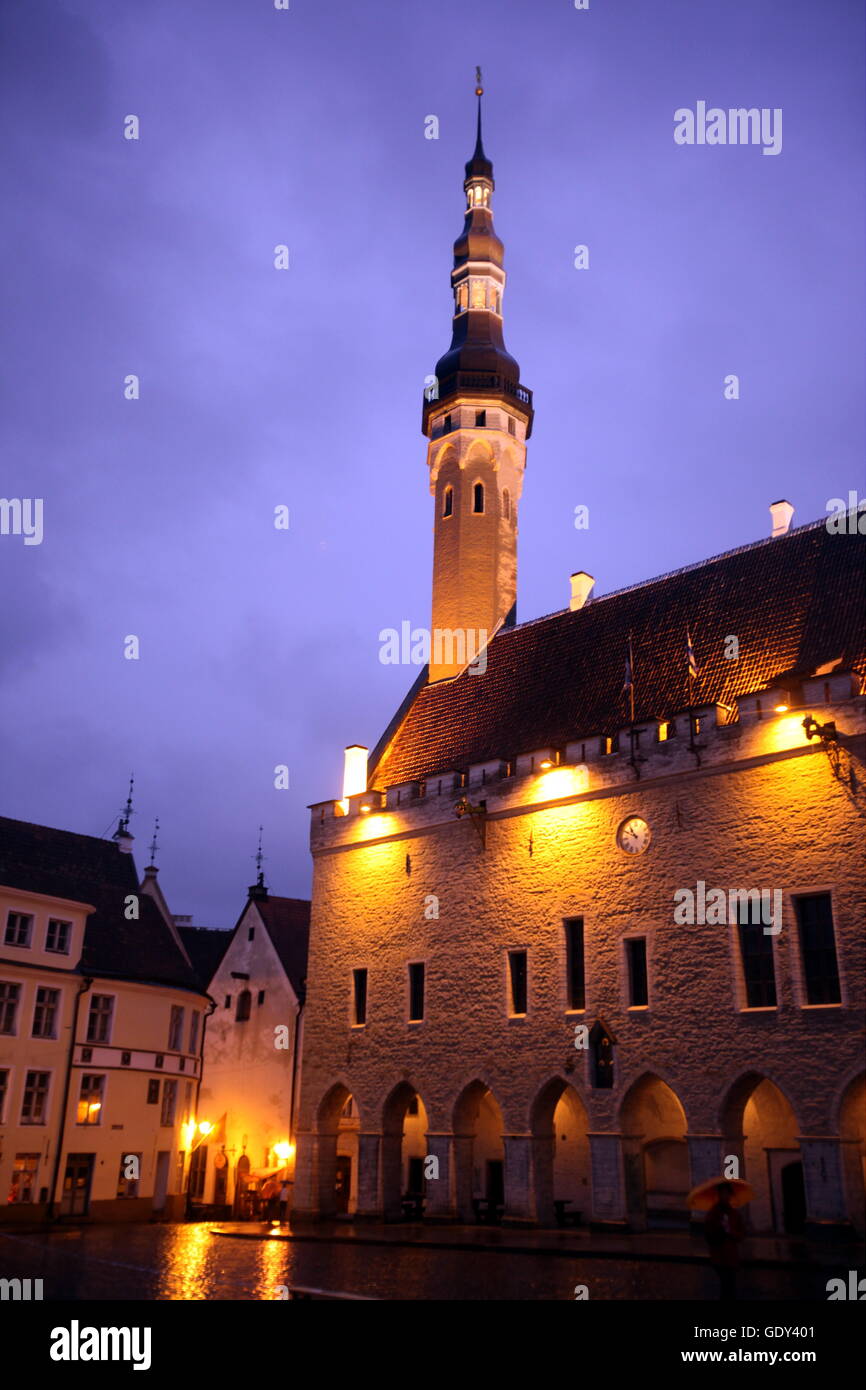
<box><xmin>248</xmin><ymin>825</ymin><xmax>268</xmax><ymax>899</ymax></box>
<box><xmin>148</xmin><ymin>817</ymin><xmax>160</xmax><ymax>868</ymax></box>
<box><xmin>112</xmin><ymin>773</ymin><xmax>135</xmax><ymax>852</ymax></box>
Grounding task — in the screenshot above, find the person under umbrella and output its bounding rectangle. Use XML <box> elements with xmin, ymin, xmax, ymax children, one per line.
<box><xmin>687</xmin><ymin>1178</ymin><xmax>753</xmax><ymax>1300</ymax></box>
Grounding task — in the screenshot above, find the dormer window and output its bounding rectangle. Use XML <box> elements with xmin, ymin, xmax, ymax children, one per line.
<box><xmin>443</xmin><ymin>486</ymin><xmax>453</xmax><ymax>518</ymax></box>
<box><xmin>473</xmin><ymin>482</ymin><xmax>485</xmax><ymax>514</ymax></box>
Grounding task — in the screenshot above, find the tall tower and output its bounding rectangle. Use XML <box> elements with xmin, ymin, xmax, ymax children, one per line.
<box><xmin>423</xmin><ymin>76</ymin><xmax>533</xmax><ymax>683</ymax></box>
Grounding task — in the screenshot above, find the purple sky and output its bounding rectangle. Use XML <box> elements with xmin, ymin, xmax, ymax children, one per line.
<box><xmin>1</xmin><ymin>0</ymin><xmax>863</xmax><ymax>926</ymax></box>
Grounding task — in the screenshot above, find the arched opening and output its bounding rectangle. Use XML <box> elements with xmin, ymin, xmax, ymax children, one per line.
<box><xmin>442</xmin><ymin>485</ymin><xmax>453</xmax><ymax>518</ymax></box>
<box><xmin>620</xmin><ymin>1073</ymin><xmax>689</xmax><ymax>1230</ymax></box>
<box><xmin>452</xmin><ymin>1081</ymin><xmax>505</xmax><ymax>1222</ymax></box>
<box><xmin>381</xmin><ymin>1083</ymin><xmax>429</xmax><ymax>1220</ymax></box>
<box><xmin>472</xmin><ymin>481</ymin><xmax>485</xmax><ymax>514</ymax></box>
<box><xmin>530</xmin><ymin>1077</ymin><xmax>590</xmax><ymax>1226</ymax></box>
<box><xmin>315</xmin><ymin>1083</ymin><xmax>360</xmax><ymax>1218</ymax></box>
<box><xmin>721</xmin><ymin>1073</ymin><xmax>802</xmax><ymax>1233</ymax></box>
<box><xmin>839</xmin><ymin>1074</ymin><xmax>866</xmax><ymax>1234</ymax></box>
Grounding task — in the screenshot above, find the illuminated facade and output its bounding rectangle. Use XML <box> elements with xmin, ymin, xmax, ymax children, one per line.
<box><xmin>292</xmin><ymin>102</ymin><xmax>866</xmax><ymax>1235</ymax></box>
<box><xmin>191</xmin><ymin>886</ymin><xmax>309</xmax><ymax>1216</ymax></box>
<box><xmin>0</xmin><ymin>816</ymin><xmax>209</xmax><ymax>1223</ymax></box>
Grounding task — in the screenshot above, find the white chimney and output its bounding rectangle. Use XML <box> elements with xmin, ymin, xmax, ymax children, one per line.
<box><xmin>769</xmin><ymin>500</ymin><xmax>794</xmax><ymax>537</ymax></box>
<box><xmin>570</xmin><ymin>571</ymin><xmax>595</xmax><ymax>611</ymax></box>
<box><xmin>342</xmin><ymin>745</ymin><xmax>368</xmax><ymax>801</ymax></box>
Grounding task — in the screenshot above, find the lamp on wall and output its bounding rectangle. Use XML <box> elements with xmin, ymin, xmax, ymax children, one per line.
<box><xmin>802</xmin><ymin>715</ymin><xmax>838</xmax><ymax>744</ymax></box>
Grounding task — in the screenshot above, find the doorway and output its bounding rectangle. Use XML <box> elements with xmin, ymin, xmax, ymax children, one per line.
<box><xmin>486</xmin><ymin>1159</ymin><xmax>504</xmax><ymax>1206</ymax></box>
<box><xmin>153</xmin><ymin>1150</ymin><xmax>170</xmax><ymax>1213</ymax></box>
<box><xmin>60</xmin><ymin>1153</ymin><xmax>94</xmax><ymax>1216</ymax></box>
<box><xmin>334</xmin><ymin>1155</ymin><xmax>351</xmax><ymax>1214</ymax></box>
<box><xmin>768</xmin><ymin>1149</ymin><xmax>806</xmax><ymax>1233</ymax></box>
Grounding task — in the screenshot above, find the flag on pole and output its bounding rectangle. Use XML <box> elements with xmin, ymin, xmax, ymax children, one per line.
<box><xmin>687</xmin><ymin>628</ymin><xmax>700</xmax><ymax>681</ymax></box>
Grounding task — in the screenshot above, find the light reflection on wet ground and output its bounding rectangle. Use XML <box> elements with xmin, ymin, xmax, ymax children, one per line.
<box><xmin>0</xmin><ymin>1224</ymin><xmax>836</xmax><ymax>1300</ymax></box>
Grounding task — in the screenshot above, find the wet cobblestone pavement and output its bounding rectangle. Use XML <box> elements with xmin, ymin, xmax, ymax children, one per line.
<box><xmin>2</xmin><ymin>1223</ymin><xmax>859</xmax><ymax>1300</ymax></box>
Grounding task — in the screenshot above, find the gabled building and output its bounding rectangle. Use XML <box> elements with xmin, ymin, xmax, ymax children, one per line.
<box><xmin>292</xmin><ymin>94</ymin><xmax>866</xmax><ymax>1236</ymax></box>
<box><xmin>193</xmin><ymin>882</ymin><xmax>309</xmax><ymax>1217</ymax></box>
<box><xmin>0</xmin><ymin>815</ymin><xmax>210</xmax><ymax>1223</ymax></box>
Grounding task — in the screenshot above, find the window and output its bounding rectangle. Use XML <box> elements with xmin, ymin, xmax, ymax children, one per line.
<box><xmin>9</xmin><ymin>1155</ymin><xmax>39</xmax><ymax>1204</ymax></box>
<box><xmin>657</xmin><ymin>720</ymin><xmax>676</xmax><ymax>742</ymax></box>
<box><xmin>86</xmin><ymin>994</ymin><xmax>114</xmax><ymax>1044</ymax></box>
<box><xmin>46</xmin><ymin>918</ymin><xmax>72</xmax><ymax>954</ymax></box>
<box><xmin>168</xmin><ymin>1005</ymin><xmax>185</xmax><ymax>1051</ymax></box>
<box><xmin>600</xmin><ymin>734</ymin><xmax>619</xmax><ymax>756</ymax></box>
<box><xmin>155</xmin><ymin>1054</ymin><xmax>164</xmax><ymax>1069</ymax></box>
<box><xmin>737</xmin><ymin>917</ymin><xmax>777</xmax><ymax>1008</ymax></box>
<box><xmin>473</xmin><ymin>482</ymin><xmax>485</xmax><ymax>514</ymax></box>
<box><xmin>443</xmin><ymin>414</ymin><xmax>452</xmax><ymax>434</ymax></box>
<box><xmin>235</xmin><ymin>989</ymin><xmax>251</xmax><ymax>1022</ymax></box>
<box><xmin>257</xmin><ymin>989</ymin><xmax>265</xmax><ymax>1006</ymax></box>
<box><xmin>508</xmin><ymin>950</ymin><xmax>527</xmax><ymax>1016</ymax></box>
<box><xmin>475</xmin><ymin>409</ymin><xmax>486</xmax><ymax>427</ymax></box>
<box><xmin>502</xmin><ymin>488</ymin><xmax>511</xmax><ymax>520</ymax></box>
<box><xmin>408</xmin><ymin>963</ymin><xmax>425</xmax><ymax>1022</ymax></box>
<box><xmin>121</xmin><ymin>1051</ymin><xmax>131</xmax><ymax>1066</ymax></box>
<box><xmin>565</xmin><ymin>919</ymin><xmax>585</xmax><ymax>1010</ymax></box>
<box><xmin>352</xmin><ymin>968</ymin><xmax>368</xmax><ymax>1026</ymax></box>
<box><xmin>248</xmin><ymin>927</ymin><xmax>255</xmax><ymax>941</ymax></box>
<box><xmin>160</xmin><ymin>1079</ymin><xmax>178</xmax><ymax>1127</ymax></box>
<box><xmin>32</xmin><ymin>987</ymin><xmax>60</xmax><ymax>1039</ymax></box>
<box><xmin>224</xmin><ymin>995</ymin><xmax>231</xmax><ymax>1009</ymax></box>
<box><xmin>77</xmin><ymin>1074</ymin><xmax>105</xmax><ymax>1125</ymax></box>
<box><xmin>175</xmin><ymin>1151</ymin><xmax>186</xmax><ymax>1195</ymax></box>
<box><xmin>0</xmin><ymin>981</ymin><xmax>21</xmax><ymax>1035</ymax></box>
<box><xmin>117</xmin><ymin>1153</ymin><xmax>141</xmax><ymax>1199</ymax></box>
<box><xmin>0</xmin><ymin>1068</ymin><xmax>7</xmax><ymax>1123</ymax></box>
<box><xmin>507</xmin><ymin>417</ymin><xmax>516</xmax><ymax>436</ymax></box>
<box><xmin>21</xmin><ymin>1071</ymin><xmax>50</xmax><ymax>1125</ymax></box>
<box><xmin>442</xmin><ymin>485</ymin><xmax>453</xmax><ymax>518</ymax></box>
<box><xmin>4</xmin><ymin>911</ymin><xmax>33</xmax><ymax>948</ymax></box>
<box><xmin>626</xmin><ymin>938</ymin><xmax>648</xmax><ymax>1007</ymax></box>
<box><xmin>189</xmin><ymin>1012</ymin><xmax>200</xmax><ymax>1054</ymax></box>
<box><xmin>146</xmin><ymin>1079</ymin><xmax>160</xmax><ymax>1105</ymax></box>
<box><xmin>794</xmin><ymin>894</ymin><xmax>841</xmax><ymax>1004</ymax></box>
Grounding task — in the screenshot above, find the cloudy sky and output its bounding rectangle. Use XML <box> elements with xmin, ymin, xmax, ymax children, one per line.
<box><xmin>1</xmin><ymin>0</ymin><xmax>863</xmax><ymax>925</ymax></box>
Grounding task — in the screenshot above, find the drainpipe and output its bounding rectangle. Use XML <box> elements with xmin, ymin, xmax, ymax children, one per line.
<box><xmin>48</xmin><ymin>975</ymin><xmax>93</xmax><ymax>1222</ymax></box>
<box><xmin>288</xmin><ymin>995</ymin><xmax>304</xmax><ymax>1172</ymax></box>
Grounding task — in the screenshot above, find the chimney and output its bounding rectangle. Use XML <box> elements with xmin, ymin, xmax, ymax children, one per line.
<box><xmin>769</xmin><ymin>500</ymin><xmax>794</xmax><ymax>537</ymax></box>
<box><xmin>570</xmin><ymin>571</ymin><xmax>595</xmax><ymax>611</ymax></box>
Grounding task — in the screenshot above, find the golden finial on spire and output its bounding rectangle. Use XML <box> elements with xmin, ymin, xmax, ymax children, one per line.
<box><xmin>475</xmin><ymin>65</ymin><xmax>483</xmax><ymax>97</ymax></box>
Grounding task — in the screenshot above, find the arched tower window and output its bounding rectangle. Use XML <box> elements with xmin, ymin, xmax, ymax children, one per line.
<box><xmin>235</xmin><ymin>989</ymin><xmax>251</xmax><ymax>1023</ymax></box>
<box><xmin>442</xmin><ymin>486</ymin><xmax>453</xmax><ymax>518</ymax></box>
<box><xmin>502</xmin><ymin>489</ymin><xmax>511</xmax><ymax>520</ymax></box>
<box><xmin>473</xmin><ymin>482</ymin><xmax>485</xmax><ymax>514</ymax></box>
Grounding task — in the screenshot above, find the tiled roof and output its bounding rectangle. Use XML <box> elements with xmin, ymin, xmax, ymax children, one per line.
<box><xmin>255</xmin><ymin>896</ymin><xmax>311</xmax><ymax>1002</ymax></box>
<box><xmin>178</xmin><ymin>925</ymin><xmax>231</xmax><ymax>991</ymax></box>
<box><xmin>0</xmin><ymin>816</ymin><xmax>202</xmax><ymax>992</ymax></box>
<box><xmin>371</xmin><ymin>521</ymin><xmax>866</xmax><ymax>787</ymax></box>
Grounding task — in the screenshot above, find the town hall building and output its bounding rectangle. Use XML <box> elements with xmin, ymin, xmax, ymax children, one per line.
<box><xmin>292</xmin><ymin>92</ymin><xmax>866</xmax><ymax>1235</ymax></box>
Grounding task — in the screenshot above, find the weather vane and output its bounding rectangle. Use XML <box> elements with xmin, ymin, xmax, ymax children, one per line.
<box><xmin>148</xmin><ymin>817</ymin><xmax>160</xmax><ymax>867</ymax></box>
<box><xmin>254</xmin><ymin>825</ymin><xmax>265</xmax><ymax>886</ymax></box>
<box><xmin>475</xmin><ymin>66</ymin><xmax>483</xmax><ymax>96</ymax></box>
<box><xmin>122</xmin><ymin>773</ymin><xmax>134</xmax><ymax>830</ymax></box>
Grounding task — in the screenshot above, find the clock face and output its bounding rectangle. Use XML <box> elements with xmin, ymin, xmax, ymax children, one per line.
<box><xmin>617</xmin><ymin>816</ymin><xmax>651</xmax><ymax>855</ymax></box>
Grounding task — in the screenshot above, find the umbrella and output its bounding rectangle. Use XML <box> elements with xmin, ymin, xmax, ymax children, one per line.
<box><xmin>687</xmin><ymin>1177</ymin><xmax>754</xmax><ymax>1211</ymax></box>
<box><xmin>260</xmin><ymin>1178</ymin><xmax>281</xmax><ymax>1200</ymax></box>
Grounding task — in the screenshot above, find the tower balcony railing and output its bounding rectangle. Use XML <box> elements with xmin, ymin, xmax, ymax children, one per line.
<box><xmin>423</xmin><ymin>372</ymin><xmax>534</xmax><ymax>434</ymax></box>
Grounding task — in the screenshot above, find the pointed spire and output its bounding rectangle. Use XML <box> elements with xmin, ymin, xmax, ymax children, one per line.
<box><xmin>465</xmin><ymin>66</ymin><xmax>493</xmax><ymax>184</ymax></box>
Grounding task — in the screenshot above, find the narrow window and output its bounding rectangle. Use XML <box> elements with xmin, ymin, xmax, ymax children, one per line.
<box><xmin>20</xmin><ymin>1071</ymin><xmax>50</xmax><ymax>1125</ymax></box>
<box><xmin>600</xmin><ymin>734</ymin><xmax>619</xmax><ymax>756</ymax></box>
<box><xmin>46</xmin><ymin>919</ymin><xmax>72</xmax><ymax>954</ymax></box>
<box><xmin>235</xmin><ymin>989</ymin><xmax>251</xmax><ymax>1022</ymax></box>
<box><xmin>626</xmin><ymin>938</ymin><xmax>648</xmax><ymax>1007</ymax></box>
<box><xmin>0</xmin><ymin>1068</ymin><xmax>8</xmax><ymax>1123</ymax></box>
<box><xmin>443</xmin><ymin>486</ymin><xmax>453</xmax><ymax>518</ymax></box>
<box><xmin>168</xmin><ymin>1005</ymin><xmax>184</xmax><ymax>1051</ymax></box>
<box><xmin>737</xmin><ymin>914</ymin><xmax>777</xmax><ymax>1008</ymax></box>
<box><xmin>86</xmin><ymin>994</ymin><xmax>114</xmax><ymax>1044</ymax></box>
<box><xmin>146</xmin><ymin>1079</ymin><xmax>160</xmax><ymax>1105</ymax></box>
<box><xmin>408</xmin><ymin>963</ymin><xmax>425</xmax><ymax>1022</ymax></box>
<box><xmin>502</xmin><ymin>488</ymin><xmax>511</xmax><ymax>520</ymax></box>
<box><xmin>508</xmin><ymin>950</ymin><xmax>527</xmax><ymax>1016</ymax></box>
<box><xmin>257</xmin><ymin>989</ymin><xmax>265</xmax><ymax>1005</ymax></box>
<box><xmin>121</xmin><ymin>1051</ymin><xmax>131</xmax><ymax>1066</ymax></box>
<box><xmin>248</xmin><ymin>927</ymin><xmax>255</xmax><ymax>941</ymax></box>
<box><xmin>224</xmin><ymin>995</ymin><xmax>231</xmax><ymax>1009</ymax></box>
<box><xmin>507</xmin><ymin>417</ymin><xmax>516</xmax><ymax>436</ymax></box>
<box><xmin>160</xmin><ymin>1079</ymin><xmax>178</xmax><ymax>1127</ymax></box>
<box><xmin>565</xmin><ymin>918</ymin><xmax>585</xmax><ymax>1010</ymax></box>
<box><xmin>794</xmin><ymin>894</ymin><xmax>841</xmax><ymax>1004</ymax></box>
<box><xmin>475</xmin><ymin>409</ymin><xmax>486</xmax><ymax>427</ymax></box>
<box><xmin>443</xmin><ymin>414</ymin><xmax>452</xmax><ymax>434</ymax></box>
<box><xmin>77</xmin><ymin>1074</ymin><xmax>105</xmax><ymax>1125</ymax></box>
<box><xmin>473</xmin><ymin>482</ymin><xmax>485</xmax><ymax>514</ymax></box>
<box><xmin>32</xmin><ymin>987</ymin><xmax>60</xmax><ymax>1039</ymax></box>
<box><xmin>4</xmin><ymin>912</ymin><xmax>33</xmax><ymax>948</ymax></box>
<box><xmin>188</xmin><ymin>1012</ymin><xmax>200</xmax><ymax>1054</ymax></box>
<box><xmin>353</xmin><ymin>967</ymin><xmax>368</xmax><ymax>1026</ymax></box>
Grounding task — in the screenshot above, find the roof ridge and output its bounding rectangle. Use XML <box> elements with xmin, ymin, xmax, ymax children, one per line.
<box><xmin>0</xmin><ymin>813</ymin><xmax>119</xmax><ymax>848</ymax></box>
<box><xmin>498</xmin><ymin>517</ymin><xmax>831</xmax><ymax>637</ymax></box>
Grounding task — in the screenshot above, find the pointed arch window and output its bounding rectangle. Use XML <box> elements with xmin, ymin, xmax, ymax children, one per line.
<box><xmin>442</xmin><ymin>486</ymin><xmax>453</xmax><ymax>518</ymax></box>
<box><xmin>502</xmin><ymin>489</ymin><xmax>511</xmax><ymax>520</ymax></box>
<box><xmin>473</xmin><ymin>482</ymin><xmax>485</xmax><ymax>514</ymax></box>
